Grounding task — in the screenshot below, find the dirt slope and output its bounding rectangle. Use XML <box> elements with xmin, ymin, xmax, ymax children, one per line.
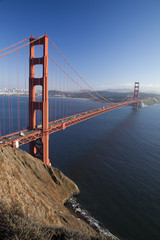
<box><xmin>0</xmin><ymin>146</ymin><xmax>116</xmax><ymax>239</ymax></box>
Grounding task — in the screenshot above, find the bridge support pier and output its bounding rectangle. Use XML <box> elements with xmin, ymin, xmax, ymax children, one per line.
<box><xmin>29</xmin><ymin>34</ymin><xmax>50</xmax><ymax>165</ymax></box>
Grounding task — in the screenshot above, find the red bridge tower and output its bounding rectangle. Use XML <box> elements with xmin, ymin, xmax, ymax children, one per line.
<box><xmin>133</xmin><ymin>82</ymin><xmax>140</xmax><ymax>110</ymax></box>
<box><xmin>29</xmin><ymin>34</ymin><xmax>50</xmax><ymax>165</ymax></box>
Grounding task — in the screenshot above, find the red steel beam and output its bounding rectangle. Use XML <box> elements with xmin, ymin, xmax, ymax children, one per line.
<box><xmin>0</xmin><ymin>99</ymin><xmax>141</xmax><ymax>148</ymax></box>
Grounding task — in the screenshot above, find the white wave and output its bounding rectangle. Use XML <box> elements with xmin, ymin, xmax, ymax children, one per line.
<box><xmin>68</xmin><ymin>197</ymin><xmax>119</xmax><ymax>239</ymax></box>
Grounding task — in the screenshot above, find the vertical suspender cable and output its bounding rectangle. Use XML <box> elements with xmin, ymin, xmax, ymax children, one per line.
<box><xmin>10</xmin><ymin>54</ymin><xmax>13</xmax><ymax>133</ymax></box>
<box><xmin>77</xmin><ymin>77</ymin><xmax>78</xmax><ymax>114</ymax></box>
<box><xmin>17</xmin><ymin>50</ymin><xmax>20</xmax><ymax>131</ymax></box>
<box><xmin>51</xmin><ymin>44</ymin><xmax>54</xmax><ymax>121</ymax></box>
<box><xmin>67</xmin><ymin>76</ymin><xmax>68</xmax><ymax>117</ymax></box>
<box><xmin>59</xmin><ymin>57</ymin><xmax>61</xmax><ymax>119</ymax></box>
<box><xmin>55</xmin><ymin>50</ymin><xmax>57</xmax><ymax>120</ymax></box>
<box><xmin>8</xmin><ymin>55</ymin><xmax>11</xmax><ymax>133</ymax></box>
<box><xmin>63</xmin><ymin>63</ymin><xmax>65</xmax><ymax>118</ymax></box>
<box><xmin>2</xmin><ymin>60</ymin><xmax>5</xmax><ymax>135</ymax></box>
<box><xmin>72</xmin><ymin>71</ymin><xmax>75</xmax><ymax>115</ymax></box>
<box><xmin>50</xmin><ymin>43</ymin><xmax>52</xmax><ymax>120</ymax></box>
<box><xmin>25</xmin><ymin>45</ymin><xmax>27</xmax><ymax>128</ymax></box>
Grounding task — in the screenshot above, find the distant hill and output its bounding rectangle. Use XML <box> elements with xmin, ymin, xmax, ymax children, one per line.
<box><xmin>49</xmin><ymin>90</ymin><xmax>160</xmax><ymax>105</ymax></box>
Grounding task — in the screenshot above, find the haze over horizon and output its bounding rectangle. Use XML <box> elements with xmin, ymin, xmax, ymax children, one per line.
<box><xmin>0</xmin><ymin>0</ymin><xmax>159</xmax><ymax>92</ymax></box>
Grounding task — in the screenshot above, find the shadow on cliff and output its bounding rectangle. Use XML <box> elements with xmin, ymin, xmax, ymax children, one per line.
<box><xmin>0</xmin><ymin>201</ymin><xmax>110</xmax><ymax>240</ymax></box>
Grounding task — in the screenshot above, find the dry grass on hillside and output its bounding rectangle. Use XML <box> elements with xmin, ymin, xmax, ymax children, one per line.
<box><xmin>0</xmin><ymin>201</ymin><xmax>111</xmax><ymax>240</ymax></box>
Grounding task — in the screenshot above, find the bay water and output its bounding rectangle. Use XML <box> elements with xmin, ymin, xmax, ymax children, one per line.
<box><xmin>1</xmin><ymin>96</ymin><xmax>160</xmax><ymax>239</ymax></box>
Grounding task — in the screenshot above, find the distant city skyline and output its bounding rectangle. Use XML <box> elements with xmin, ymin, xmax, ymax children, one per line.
<box><xmin>1</xmin><ymin>84</ymin><xmax>160</xmax><ymax>94</ymax></box>
<box><xmin>0</xmin><ymin>0</ymin><xmax>159</xmax><ymax>92</ymax></box>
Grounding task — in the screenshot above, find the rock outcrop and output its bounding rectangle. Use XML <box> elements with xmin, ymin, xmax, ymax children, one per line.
<box><xmin>0</xmin><ymin>146</ymin><xmax>115</xmax><ymax>239</ymax></box>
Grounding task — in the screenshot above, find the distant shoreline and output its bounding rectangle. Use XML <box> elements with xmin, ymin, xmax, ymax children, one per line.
<box><xmin>1</xmin><ymin>93</ymin><xmax>160</xmax><ymax>106</ymax></box>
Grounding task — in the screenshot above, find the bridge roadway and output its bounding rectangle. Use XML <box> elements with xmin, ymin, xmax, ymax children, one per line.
<box><xmin>0</xmin><ymin>100</ymin><xmax>140</xmax><ymax>148</ymax></box>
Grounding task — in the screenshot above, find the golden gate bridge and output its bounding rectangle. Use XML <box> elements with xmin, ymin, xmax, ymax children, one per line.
<box><xmin>0</xmin><ymin>34</ymin><xmax>141</xmax><ymax>165</ymax></box>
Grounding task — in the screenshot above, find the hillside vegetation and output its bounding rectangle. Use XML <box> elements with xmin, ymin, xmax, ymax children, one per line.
<box><xmin>0</xmin><ymin>147</ymin><xmax>116</xmax><ymax>240</ymax></box>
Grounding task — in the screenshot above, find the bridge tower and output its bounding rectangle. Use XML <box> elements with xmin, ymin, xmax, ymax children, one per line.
<box><xmin>133</xmin><ymin>82</ymin><xmax>140</xmax><ymax>110</ymax></box>
<box><xmin>29</xmin><ymin>34</ymin><xmax>50</xmax><ymax>165</ymax></box>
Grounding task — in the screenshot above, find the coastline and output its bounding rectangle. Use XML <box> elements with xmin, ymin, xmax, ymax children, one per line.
<box><xmin>65</xmin><ymin>197</ymin><xmax>119</xmax><ymax>240</ymax></box>
<box><xmin>0</xmin><ymin>146</ymin><xmax>118</xmax><ymax>240</ymax></box>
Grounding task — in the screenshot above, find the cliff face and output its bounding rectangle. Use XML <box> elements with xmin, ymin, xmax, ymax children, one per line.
<box><xmin>0</xmin><ymin>147</ymin><xmax>116</xmax><ymax>240</ymax></box>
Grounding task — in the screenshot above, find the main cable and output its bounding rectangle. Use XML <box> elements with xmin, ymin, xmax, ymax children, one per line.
<box><xmin>0</xmin><ymin>37</ymin><xmax>30</xmax><ymax>53</ymax></box>
<box><xmin>0</xmin><ymin>35</ymin><xmax>45</xmax><ymax>58</ymax></box>
<box><xmin>48</xmin><ymin>54</ymin><xmax>107</xmax><ymax>104</ymax></box>
<box><xmin>48</xmin><ymin>37</ymin><xmax>113</xmax><ymax>104</ymax></box>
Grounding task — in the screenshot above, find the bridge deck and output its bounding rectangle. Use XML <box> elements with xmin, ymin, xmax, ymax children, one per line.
<box><xmin>0</xmin><ymin>100</ymin><xmax>140</xmax><ymax>148</ymax></box>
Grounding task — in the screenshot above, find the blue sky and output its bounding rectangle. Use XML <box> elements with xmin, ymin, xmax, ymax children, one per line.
<box><xmin>0</xmin><ymin>0</ymin><xmax>160</xmax><ymax>92</ymax></box>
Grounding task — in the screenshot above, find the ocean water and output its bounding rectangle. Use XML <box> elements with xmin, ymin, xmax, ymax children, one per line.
<box><xmin>1</xmin><ymin>96</ymin><xmax>160</xmax><ymax>239</ymax></box>
<box><xmin>49</xmin><ymin>102</ymin><xmax>160</xmax><ymax>240</ymax></box>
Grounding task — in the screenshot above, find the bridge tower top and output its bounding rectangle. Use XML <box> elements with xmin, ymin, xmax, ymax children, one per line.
<box><xmin>134</xmin><ymin>82</ymin><xmax>139</xmax><ymax>99</ymax></box>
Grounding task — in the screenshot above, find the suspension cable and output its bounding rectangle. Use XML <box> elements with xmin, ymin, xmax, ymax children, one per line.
<box><xmin>48</xmin><ymin>54</ymin><xmax>107</xmax><ymax>103</ymax></box>
<box><xmin>0</xmin><ymin>37</ymin><xmax>30</xmax><ymax>53</ymax></box>
<box><xmin>48</xmin><ymin>37</ymin><xmax>113</xmax><ymax>103</ymax></box>
<box><xmin>0</xmin><ymin>35</ymin><xmax>45</xmax><ymax>58</ymax></box>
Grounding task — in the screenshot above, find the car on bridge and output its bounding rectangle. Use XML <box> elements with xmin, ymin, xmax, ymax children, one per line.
<box><xmin>19</xmin><ymin>131</ymin><xmax>25</xmax><ymax>137</ymax></box>
<box><xmin>37</xmin><ymin>124</ymin><xmax>42</xmax><ymax>129</ymax></box>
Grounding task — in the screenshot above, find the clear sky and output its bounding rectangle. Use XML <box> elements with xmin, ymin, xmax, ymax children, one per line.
<box><xmin>0</xmin><ymin>0</ymin><xmax>160</xmax><ymax>92</ymax></box>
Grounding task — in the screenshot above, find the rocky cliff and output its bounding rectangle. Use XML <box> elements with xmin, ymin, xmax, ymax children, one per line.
<box><xmin>0</xmin><ymin>146</ymin><xmax>116</xmax><ymax>240</ymax></box>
